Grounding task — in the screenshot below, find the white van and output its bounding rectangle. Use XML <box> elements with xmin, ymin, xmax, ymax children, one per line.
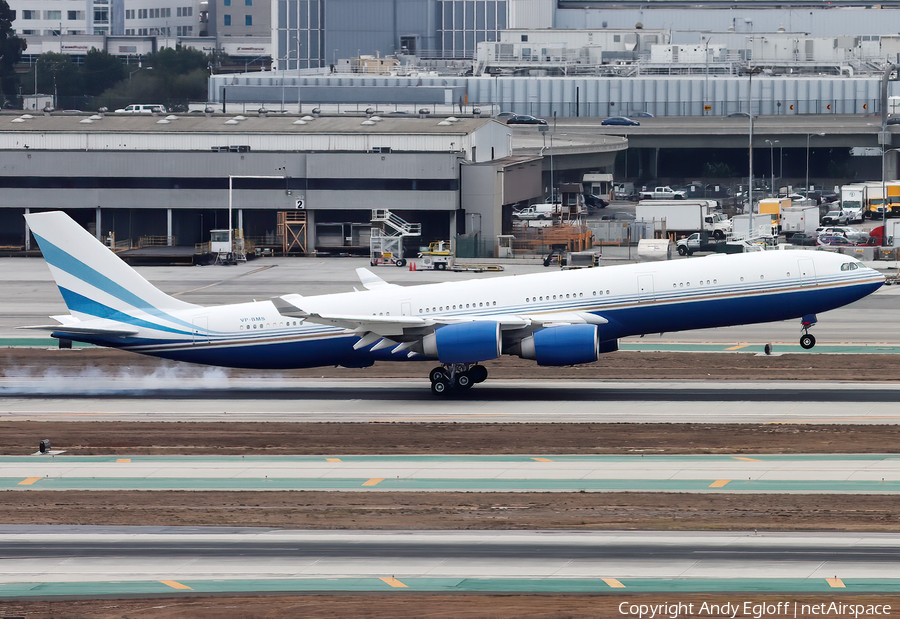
<box><xmin>114</xmin><ymin>104</ymin><xmax>167</xmax><ymax>114</ymax></box>
<box><xmin>513</xmin><ymin>203</ymin><xmax>556</xmax><ymax>220</ymax></box>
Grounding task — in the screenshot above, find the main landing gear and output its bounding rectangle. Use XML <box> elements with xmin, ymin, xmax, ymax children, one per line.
<box><xmin>799</xmin><ymin>314</ymin><xmax>817</xmax><ymax>350</ymax></box>
<box><xmin>430</xmin><ymin>363</ymin><xmax>488</xmax><ymax>396</ymax></box>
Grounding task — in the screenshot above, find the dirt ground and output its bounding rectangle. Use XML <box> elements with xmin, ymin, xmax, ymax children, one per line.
<box><xmin>5</xmin><ymin>490</ymin><xmax>900</xmax><ymax>531</ymax></box>
<box><xmin>4</xmin><ymin>349</ymin><xmax>900</xmax><ymax>617</ymax></box>
<box><xmin>4</xmin><ymin>595</ymin><xmax>900</xmax><ymax>619</ymax></box>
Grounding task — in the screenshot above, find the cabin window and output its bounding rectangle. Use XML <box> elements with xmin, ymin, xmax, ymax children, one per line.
<box><xmin>740</xmin><ymin>277</ymin><xmax>744</xmax><ymax>282</ymax></box>
<box><xmin>579</xmin><ymin>293</ymin><xmax>583</xmax><ymax>297</ymax></box>
<box><xmin>493</xmin><ymin>301</ymin><xmax>497</xmax><ymax>306</ymax></box>
<box><xmin>760</xmin><ymin>275</ymin><xmax>765</xmax><ymax>280</ymax></box>
<box><xmin>714</xmin><ymin>279</ymin><xmax>718</xmax><ymax>284</ymax></box>
<box><xmin>593</xmin><ymin>291</ymin><xmax>597</xmax><ymax>296</ymax></box>
<box><xmin>606</xmin><ymin>290</ymin><xmax>610</xmax><ymax>295</ymax></box>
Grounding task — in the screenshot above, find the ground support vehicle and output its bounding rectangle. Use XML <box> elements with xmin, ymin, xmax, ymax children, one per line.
<box><xmin>636</xmin><ymin>201</ymin><xmax>731</xmax><ymax>238</ymax></box>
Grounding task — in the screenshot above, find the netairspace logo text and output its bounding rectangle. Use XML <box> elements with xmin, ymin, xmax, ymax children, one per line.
<box><xmin>618</xmin><ymin>601</ymin><xmax>892</xmax><ymax>618</ymax></box>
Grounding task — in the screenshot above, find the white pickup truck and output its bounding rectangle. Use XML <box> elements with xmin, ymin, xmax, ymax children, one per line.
<box><xmin>639</xmin><ymin>186</ymin><xmax>687</xmax><ymax>200</ymax></box>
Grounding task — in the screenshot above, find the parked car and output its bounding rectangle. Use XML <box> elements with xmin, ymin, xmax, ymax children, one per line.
<box><xmin>601</xmin><ymin>211</ymin><xmax>636</xmax><ymax>221</ymax></box>
<box><xmin>114</xmin><ymin>104</ymin><xmax>167</xmax><ymax>114</ymax></box>
<box><xmin>817</xmin><ymin>226</ymin><xmax>865</xmax><ymax>241</ymax></box>
<box><xmin>514</xmin><ymin>203</ymin><xmax>555</xmax><ymax>220</ymax></box>
<box><xmin>788</xmin><ymin>232</ymin><xmax>818</xmax><ymax>246</ymax></box>
<box><xmin>887</xmin><ymin>117</ymin><xmax>900</xmax><ymax>126</ymax></box>
<box><xmin>821</xmin><ymin>210</ymin><xmax>852</xmax><ymax>225</ymax></box>
<box><xmin>816</xmin><ymin>235</ymin><xmax>855</xmax><ymax>247</ymax></box>
<box><xmin>584</xmin><ymin>193</ymin><xmax>609</xmax><ymax>210</ymax></box>
<box><xmin>495</xmin><ymin>111</ymin><xmax>516</xmax><ymax>119</ymax></box>
<box><xmin>727</xmin><ymin>112</ymin><xmax>753</xmax><ymax>118</ymax></box>
<box><xmin>506</xmin><ymin>114</ymin><xmax>548</xmax><ymax>125</ymax></box>
<box><xmin>630</xmin><ymin>111</ymin><xmax>654</xmax><ymax>118</ymax></box>
<box><xmin>601</xmin><ymin>116</ymin><xmax>640</xmax><ymax>126</ymax></box>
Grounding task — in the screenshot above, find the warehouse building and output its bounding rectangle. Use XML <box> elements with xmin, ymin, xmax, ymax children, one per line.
<box><xmin>0</xmin><ymin>111</ymin><xmax>553</xmax><ymax>256</ymax></box>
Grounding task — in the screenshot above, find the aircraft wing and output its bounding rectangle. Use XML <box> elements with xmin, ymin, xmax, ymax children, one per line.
<box><xmin>273</xmin><ymin>296</ymin><xmax>606</xmax><ymax>355</ymax></box>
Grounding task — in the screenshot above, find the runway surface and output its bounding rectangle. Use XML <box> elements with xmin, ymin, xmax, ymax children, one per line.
<box><xmin>2</xmin><ymin>380</ymin><xmax>900</xmax><ymax>424</ymax></box>
<box><xmin>3</xmin><ymin>528</ymin><xmax>900</xmax><ymax>596</ymax></box>
<box><xmin>7</xmin><ymin>454</ymin><xmax>900</xmax><ymax>494</ymax></box>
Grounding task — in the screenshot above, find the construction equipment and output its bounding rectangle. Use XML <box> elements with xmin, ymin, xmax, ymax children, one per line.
<box><xmin>370</xmin><ymin>209</ymin><xmax>421</xmax><ymax>267</ymax></box>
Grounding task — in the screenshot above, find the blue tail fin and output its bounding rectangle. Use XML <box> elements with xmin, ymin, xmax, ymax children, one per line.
<box><xmin>26</xmin><ymin>211</ymin><xmax>198</xmax><ymax>322</ymax></box>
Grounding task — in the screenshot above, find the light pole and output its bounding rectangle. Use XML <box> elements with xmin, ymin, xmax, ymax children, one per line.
<box><xmin>281</xmin><ymin>49</ymin><xmax>299</xmax><ymax>112</ymax></box>
<box><xmin>745</xmin><ymin>66</ymin><xmax>761</xmax><ymax>235</ymax></box>
<box><xmin>765</xmin><ymin>139</ymin><xmax>778</xmax><ymax>197</ymax></box>
<box><xmin>244</xmin><ymin>54</ymin><xmax>268</xmax><ymax>74</ymax></box>
<box><xmin>805</xmin><ymin>132</ymin><xmax>825</xmax><ymax>198</ymax></box>
<box><xmin>703</xmin><ymin>36</ymin><xmax>712</xmax><ymax>115</ymax></box>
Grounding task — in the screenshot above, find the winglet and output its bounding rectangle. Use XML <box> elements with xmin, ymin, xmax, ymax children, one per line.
<box><xmin>356</xmin><ymin>268</ymin><xmax>399</xmax><ymax>291</ymax></box>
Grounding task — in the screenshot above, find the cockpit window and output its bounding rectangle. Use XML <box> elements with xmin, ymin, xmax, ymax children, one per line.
<box><xmin>841</xmin><ymin>262</ymin><xmax>860</xmax><ymax>271</ymax></box>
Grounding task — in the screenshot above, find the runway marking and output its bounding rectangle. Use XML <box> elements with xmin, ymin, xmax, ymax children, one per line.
<box><xmin>602</xmin><ymin>578</ymin><xmax>626</xmax><ymax>588</ymax></box>
<box><xmin>725</xmin><ymin>344</ymin><xmax>749</xmax><ymax>351</ymax></box>
<box><xmin>363</xmin><ymin>478</ymin><xmax>385</xmax><ymax>486</ymax></box>
<box><xmin>732</xmin><ymin>457</ymin><xmax>760</xmax><ymax>462</ymax></box>
<box><xmin>709</xmin><ymin>480</ymin><xmax>731</xmax><ymax>488</ymax></box>
<box><xmin>159</xmin><ymin>580</ymin><xmax>193</xmax><ymax>590</ymax></box>
<box><xmin>373</xmin><ymin>415</ymin><xmax>506</xmax><ymax>422</ymax></box>
<box><xmin>826</xmin><ymin>578</ymin><xmax>846</xmax><ymax>588</ymax></box>
<box><xmin>326</xmin><ymin>458</ymin><xmax>342</xmax><ymax>462</ymax></box>
<box><xmin>769</xmin><ymin>416</ymin><xmax>900</xmax><ymax>424</ymax></box>
<box><xmin>380</xmin><ymin>577</ymin><xmax>408</xmax><ymax>588</ymax></box>
<box><xmin>532</xmin><ymin>457</ymin><xmax>554</xmax><ymax>462</ymax></box>
<box><xmin>116</xmin><ymin>459</ymin><xmax>131</xmax><ymax>463</ymax></box>
<box><xmin>18</xmin><ymin>477</ymin><xmax>41</xmax><ymax>486</ymax></box>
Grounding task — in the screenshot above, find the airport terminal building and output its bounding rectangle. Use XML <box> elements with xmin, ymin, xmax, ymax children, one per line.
<box><xmin>0</xmin><ymin>112</ymin><xmax>553</xmax><ymax>256</ymax></box>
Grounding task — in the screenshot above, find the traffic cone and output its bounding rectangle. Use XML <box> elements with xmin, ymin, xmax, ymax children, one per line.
<box><xmin>408</xmin><ymin>261</ymin><xmax>413</xmax><ymax>271</ymax></box>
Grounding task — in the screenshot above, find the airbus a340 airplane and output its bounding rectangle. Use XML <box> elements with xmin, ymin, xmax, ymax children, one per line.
<box><xmin>23</xmin><ymin>211</ymin><xmax>883</xmax><ymax>395</ymax></box>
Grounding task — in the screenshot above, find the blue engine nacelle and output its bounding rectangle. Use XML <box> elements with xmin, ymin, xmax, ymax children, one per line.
<box><xmin>422</xmin><ymin>321</ymin><xmax>502</xmax><ymax>363</ymax></box>
<box><xmin>519</xmin><ymin>324</ymin><xmax>617</xmax><ymax>366</ymax></box>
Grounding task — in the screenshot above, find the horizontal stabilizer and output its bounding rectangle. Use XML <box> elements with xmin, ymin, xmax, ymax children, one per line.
<box><xmin>19</xmin><ymin>324</ymin><xmax>139</xmax><ymax>337</ymax></box>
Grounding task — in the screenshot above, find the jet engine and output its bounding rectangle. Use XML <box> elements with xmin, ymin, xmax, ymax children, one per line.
<box><xmin>517</xmin><ymin>324</ymin><xmax>617</xmax><ymax>366</ymax></box>
<box><xmin>422</xmin><ymin>321</ymin><xmax>502</xmax><ymax>363</ymax></box>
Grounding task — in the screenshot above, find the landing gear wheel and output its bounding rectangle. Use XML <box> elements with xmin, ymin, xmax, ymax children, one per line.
<box><xmin>431</xmin><ymin>378</ymin><xmax>450</xmax><ymax>396</ymax></box>
<box><xmin>800</xmin><ymin>333</ymin><xmax>816</xmax><ymax>350</ymax></box>
<box><xmin>429</xmin><ymin>366</ymin><xmax>448</xmax><ymax>383</ymax></box>
<box><xmin>455</xmin><ymin>372</ymin><xmax>473</xmax><ymax>390</ymax></box>
<box><xmin>395</xmin><ymin>258</ymin><xmax>407</xmax><ymax>268</ymax></box>
<box><xmin>469</xmin><ymin>365</ymin><xmax>488</xmax><ymax>384</ymax></box>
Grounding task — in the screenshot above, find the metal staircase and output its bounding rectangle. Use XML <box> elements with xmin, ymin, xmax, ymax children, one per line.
<box><xmin>370</xmin><ymin>209</ymin><xmax>421</xmax><ymax>266</ymax></box>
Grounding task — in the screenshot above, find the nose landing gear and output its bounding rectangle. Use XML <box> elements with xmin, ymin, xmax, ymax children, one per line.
<box><xmin>429</xmin><ymin>363</ymin><xmax>488</xmax><ymax>396</ymax></box>
<box><xmin>799</xmin><ymin>314</ymin><xmax>817</xmax><ymax>350</ymax></box>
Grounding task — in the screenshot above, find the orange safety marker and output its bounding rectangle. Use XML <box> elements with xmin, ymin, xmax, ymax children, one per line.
<box><xmin>363</xmin><ymin>478</ymin><xmax>385</xmax><ymax>486</ymax></box>
<box><xmin>602</xmin><ymin>578</ymin><xmax>626</xmax><ymax>588</ymax></box>
<box><xmin>826</xmin><ymin>578</ymin><xmax>846</xmax><ymax>588</ymax></box>
<box><xmin>380</xmin><ymin>577</ymin><xmax>408</xmax><ymax>588</ymax></box>
<box><xmin>531</xmin><ymin>457</ymin><xmax>554</xmax><ymax>462</ymax></box>
<box><xmin>732</xmin><ymin>457</ymin><xmax>760</xmax><ymax>462</ymax></box>
<box><xmin>709</xmin><ymin>480</ymin><xmax>731</xmax><ymax>488</ymax></box>
<box><xmin>116</xmin><ymin>459</ymin><xmax>131</xmax><ymax>463</ymax></box>
<box><xmin>326</xmin><ymin>458</ymin><xmax>342</xmax><ymax>462</ymax></box>
<box><xmin>18</xmin><ymin>477</ymin><xmax>41</xmax><ymax>486</ymax></box>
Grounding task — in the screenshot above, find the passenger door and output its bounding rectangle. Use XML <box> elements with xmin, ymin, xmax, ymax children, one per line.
<box><xmin>637</xmin><ymin>274</ymin><xmax>655</xmax><ymax>303</ymax></box>
<box><xmin>798</xmin><ymin>259</ymin><xmax>817</xmax><ymax>287</ymax></box>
